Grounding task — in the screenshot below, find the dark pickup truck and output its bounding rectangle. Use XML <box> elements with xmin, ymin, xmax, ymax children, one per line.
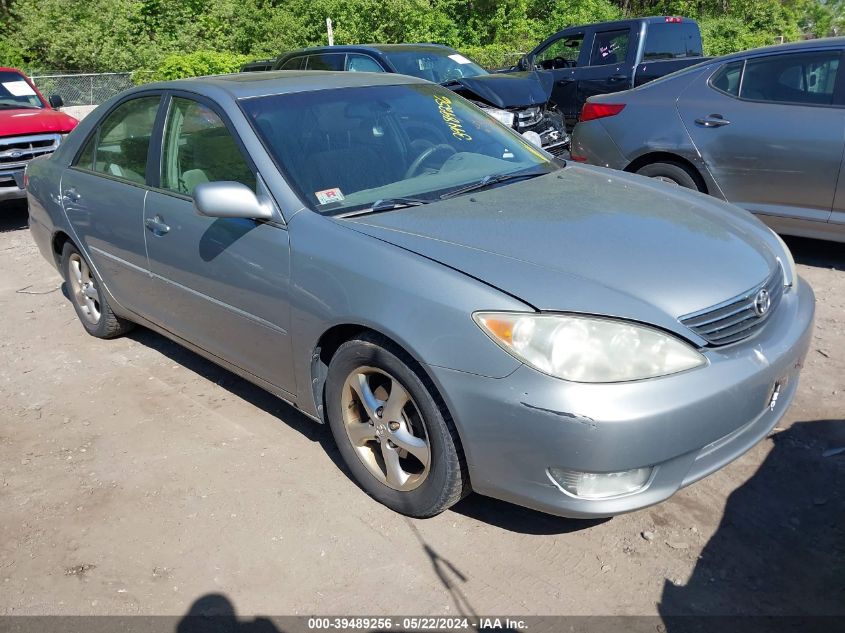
<box><xmin>507</xmin><ymin>16</ymin><xmax>706</xmax><ymax>127</ymax></box>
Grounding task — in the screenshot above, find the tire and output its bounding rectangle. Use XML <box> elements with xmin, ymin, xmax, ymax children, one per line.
<box><xmin>325</xmin><ymin>333</ymin><xmax>468</xmax><ymax>517</ymax></box>
<box><xmin>61</xmin><ymin>242</ymin><xmax>133</xmax><ymax>339</ymax></box>
<box><xmin>636</xmin><ymin>161</ymin><xmax>701</xmax><ymax>191</ymax></box>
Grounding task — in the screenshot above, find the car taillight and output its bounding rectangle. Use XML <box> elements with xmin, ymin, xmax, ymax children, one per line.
<box><xmin>665</xmin><ymin>16</ymin><xmax>683</xmax><ymax>23</ymax></box>
<box><xmin>580</xmin><ymin>103</ymin><xmax>626</xmax><ymax>122</ymax></box>
<box><xmin>23</xmin><ymin>171</ymin><xmax>29</xmax><ymax>188</ymax></box>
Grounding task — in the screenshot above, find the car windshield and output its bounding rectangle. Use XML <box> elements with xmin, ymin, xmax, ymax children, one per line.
<box><xmin>0</xmin><ymin>71</ymin><xmax>44</xmax><ymax>109</ymax></box>
<box><xmin>382</xmin><ymin>49</ymin><xmax>488</xmax><ymax>83</ymax></box>
<box><xmin>241</xmin><ymin>83</ymin><xmax>557</xmax><ymax>214</ymax></box>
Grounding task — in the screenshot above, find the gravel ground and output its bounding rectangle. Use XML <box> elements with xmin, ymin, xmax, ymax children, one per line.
<box><xmin>0</xmin><ymin>201</ymin><xmax>842</xmax><ymax>619</ymax></box>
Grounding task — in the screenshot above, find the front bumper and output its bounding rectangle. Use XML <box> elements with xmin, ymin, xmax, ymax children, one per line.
<box><xmin>0</xmin><ymin>170</ymin><xmax>26</xmax><ymax>202</ymax></box>
<box><xmin>428</xmin><ymin>280</ymin><xmax>815</xmax><ymax>518</ymax></box>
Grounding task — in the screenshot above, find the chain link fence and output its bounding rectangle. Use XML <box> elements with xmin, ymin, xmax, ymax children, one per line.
<box><xmin>28</xmin><ymin>72</ymin><xmax>148</xmax><ymax>107</ymax></box>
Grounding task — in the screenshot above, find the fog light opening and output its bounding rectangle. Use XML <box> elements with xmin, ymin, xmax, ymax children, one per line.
<box><xmin>549</xmin><ymin>466</ymin><xmax>653</xmax><ymax>499</ymax></box>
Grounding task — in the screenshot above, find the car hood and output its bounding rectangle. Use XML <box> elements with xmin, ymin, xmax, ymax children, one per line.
<box><xmin>343</xmin><ymin>166</ymin><xmax>778</xmax><ymax>338</ymax></box>
<box><xmin>0</xmin><ymin>108</ymin><xmax>78</xmax><ymax>136</ymax></box>
<box><xmin>445</xmin><ymin>71</ymin><xmax>553</xmax><ymax>109</ymax></box>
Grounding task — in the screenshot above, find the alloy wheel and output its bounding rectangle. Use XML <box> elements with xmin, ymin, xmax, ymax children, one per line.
<box><xmin>341</xmin><ymin>366</ymin><xmax>431</xmax><ymax>491</ymax></box>
<box><xmin>68</xmin><ymin>253</ymin><xmax>101</xmax><ymax>325</ymax></box>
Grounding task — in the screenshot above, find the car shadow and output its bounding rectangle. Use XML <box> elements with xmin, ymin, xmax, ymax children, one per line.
<box><xmin>126</xmin><ymin>327</ymin><xmax>343</xmax><ymax>470</ymax></box>
<box><xmin>177</xmin><ymin>593</ymin><xmax>282</xmax><ymax>633</ymax></box>
<box><xmin>783</xmin><ymin>235</ymin><xmax>845</xmax><ymax>271</ymax></box>
<box><xmin>0</xmin><ymin>200</ymin><xmax>28</xmax><ymax>232</ymax></box>
<box><xmin>450</xmin><ymin>493</ymin><xmax>607</xmax><ymax>535</ymax></box>
<box><xmin>658</xmin><ymin>419</ymin><xmax>845</xmax><ymax>624</ymax></box>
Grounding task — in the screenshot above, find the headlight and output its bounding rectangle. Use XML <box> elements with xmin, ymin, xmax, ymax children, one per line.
<box><xmin>771</xmin><ymin>229</ymin><xmax>798</xmax><ymax>290</ymax></box>
<box><xmin>473</xmin><ymin>312</ymin><xmax>706</xmax><ymax>383</ymax></box>
<box><xmin>480</xmin><ymin>105</ymin><xmax>515</xmax><ymax>127</ymax></box>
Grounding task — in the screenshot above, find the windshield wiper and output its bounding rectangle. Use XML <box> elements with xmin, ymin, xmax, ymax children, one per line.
<box><xmin>338</xmin><ymin>197</ymin><xmax>431</xmax><ymax>218</ymax></box>
<box><xmin>439</xmin><ymin>172</ymin><xmax>545</xmax><ymax>200</ymax></box>
<box><xmin>0</xmin><ymin>103</ymin><xmax>40</xmax><ymax>110</ymax></box>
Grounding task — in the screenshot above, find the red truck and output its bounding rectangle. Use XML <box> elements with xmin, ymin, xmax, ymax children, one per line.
<box><xmin>0</xmin><ymin>67</ymin><xmax>78</xmax><ymax>203</ymax></box>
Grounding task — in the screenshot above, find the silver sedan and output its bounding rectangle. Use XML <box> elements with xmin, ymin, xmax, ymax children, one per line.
<box><xmin>26</xmin><ymin>71</ymin><xmax>814</xmax><ymax>519</ymax></box>
<box><xmin>571</xmin><ymin>37</ymin><xmax>845</xmax><ymax>243</ymax></box>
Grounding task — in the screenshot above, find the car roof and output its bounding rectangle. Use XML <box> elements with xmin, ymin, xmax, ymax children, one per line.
<box><xmin>280</xmin><ymin>43</ymin><xmax>456</xmax><ymax>57</ymax></box>
<box><xmin>129</xmin><ymin>70</ymin><xmax>430</xmax><ymax>101</ymax></box>
<box><xmin>717</xmin><ymin>36</ymin><xmax>845</xmax><ymax>61</ymax></box>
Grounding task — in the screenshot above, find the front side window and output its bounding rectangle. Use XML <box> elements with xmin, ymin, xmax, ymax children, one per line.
<box><xmin>0</xmin><ymin>71</ymin><xmax>44</xmax><ymax>109</ymax></box>
<box><xmin>346</xmin><ymin>54</ymin><xmax>384</xmax><ymax>73</ymax></box>
<box><xmin>160</xmin><ymin>97</ymin><xmax>255</xmax><ymax>196</ymax></box>
<box><xmin>241</xmin><ymin>84</ymin><xmax>556</xmax><ymax>214</ymax></box>
<box><xmin>76</xmin><ymin>96</ymin><xmax>160</xmax><ymax>184</ymax></box>
<box><xmin>382</xmin><ymin>49</ymin><xmax>487</xmax><ymax>83</ymax></box>
<box><xmin>306</xmin><ymin>54</ymin><xmax>346</xmax><ymax>71</ymax></box>
<box><xmin>590</xmin><ymin>29</ymin><xmax>630</xmax><ymax>66</ymax></box>
<box><xmin>534</xmin><ymin>34</ymin><xmax>584</xmax><ymax>70</ymax></box>
<box><xmin>740</xmin><ymin>51</ymin><xmax>840</xmax><ymax>105</ymax></box>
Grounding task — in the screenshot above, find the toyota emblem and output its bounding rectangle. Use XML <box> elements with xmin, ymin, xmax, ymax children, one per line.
<box><xmin>753</xmin><ymin>288</ymin><xmax>771</xmax><ymax>316</ymax></box>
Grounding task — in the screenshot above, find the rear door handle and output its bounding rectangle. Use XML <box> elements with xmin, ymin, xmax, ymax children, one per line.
<box><xmin>62</xmin><ymin>187</ymin><xmax>81</xmax><ymax>203</ymax></box>
<box><xmin>144</xmin><ymin>215</ymin><xmax>170</xmax><ymax>235</ymax></box>
<box><xmin>695</xmin><ymin>114</ymin><xmax>731</xmax><ymax>127</ymax></box>
<box><xmin>608</xmin><ymin>73</ymin><xmax>628</xmax><ymax>83</ymax></box>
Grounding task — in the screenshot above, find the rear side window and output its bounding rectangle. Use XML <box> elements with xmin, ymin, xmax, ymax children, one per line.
<box><xmin>74</xmin><ymin>96</ymin><xmax>160</xmax><ymax>184</ymax></box>
<box><xmin>643</xmin><ymin>22</ymin><xmax>703</xmax><ymax>60</ymax></box>
<box><xmin>710</xmin><ymin>61</ymin><xmax>744</xmax><ymax>96</ymax></box>
<box><xmin>590</xmin><ymin>29</ymin><xmax>630</xmax><ymax>66</ymax></box>
<box><xmin>740</xmin><ymin>51</ymin><xmax>840</xmax><ymax>105</ymax></box>
<box><xmin>278</xmin><ymin>56</ymin><xmax>304</xmax><ymax>70</ymax></box>
<box><xmin>306</xmin><ymin>54</ymin><xmax>346</xmax><ymax>71</ymax></box>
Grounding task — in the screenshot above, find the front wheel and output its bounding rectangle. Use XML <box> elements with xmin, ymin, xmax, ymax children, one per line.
<box><xmin>325</xmin><ymin>334</ymin><xmax>468</xmax><ymax>517</ymax></box>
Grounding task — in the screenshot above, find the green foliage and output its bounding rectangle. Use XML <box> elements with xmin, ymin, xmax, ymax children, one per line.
<box><xmin>144</xmin><ymin>50</ymin><xmax>249</xmax><ymax>82</ymax></box>
<box><xmin>0</xmin><ymin>0</ymin><xmax>839</xmax><ymax>76</ymax></box>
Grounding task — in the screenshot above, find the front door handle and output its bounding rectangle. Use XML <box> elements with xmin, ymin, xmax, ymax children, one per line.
<box><xmin>695</xmin><ymin>114</ymin><xmax>731</xmax><ymax>127</ymax></box>
<box><xmin>144</xmin><ymin>215</ymin><xmax>170</xmax><ymax>235</ymax></box>
<box><xmin>62</xmin><ymin>187</ymin><xmax>81</xmax><ymax>203</ymax></box>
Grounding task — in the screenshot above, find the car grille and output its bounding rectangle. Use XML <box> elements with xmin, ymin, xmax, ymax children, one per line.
<box><xmin>0</xmin><ymin>133</ymin><xmax>61</xmax><ymax>172</ymax></box>
<box><xmin>680</xmin><ymin>265</ymin><xmax>785</xmax><ymax>346</ymax></box>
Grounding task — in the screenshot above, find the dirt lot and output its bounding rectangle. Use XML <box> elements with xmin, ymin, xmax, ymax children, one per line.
<box><xmin>1</xmin><ymin>200</ymin><xmax>842</xmax><ymax>619</ymax></box>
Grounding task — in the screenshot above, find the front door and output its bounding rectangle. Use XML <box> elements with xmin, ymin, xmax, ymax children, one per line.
<box><xmin>677</xmin><ymin>50</ymin><xmax>844</xmax><ymax>225</ymax></box>
<box><xmin>142</xmin><ymin>94</ymin><xmax>296</xmax><ymax>394</ymax></box>
<box><xmin>530</xmin><ymin>30</ymin><xmax>587</xmax><ymax>126</ymax></box>
<box><xmin>61</xmin><ymin>95</ymin><xmax>161</xmax><ymax>316</ymax></box>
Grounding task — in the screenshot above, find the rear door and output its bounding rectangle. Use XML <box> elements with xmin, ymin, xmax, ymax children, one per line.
<box><xmin>677</xmin><ymin>49</ymin><xmax>844</xmax><ymax>225</ymax></box>
<box><xmin>142</xmin><ymin>93</ymin><xmax>296</xmax><ymax>393</ymax></box>
<box><xmin>60</xmin><ymin>94</ymin><xmax>162</xmax><ymax>316</ymax></box>
<box><xmin>574</xmin><ymin>26</ymin><xmax>636</xmax><ymax>114</ymax></box>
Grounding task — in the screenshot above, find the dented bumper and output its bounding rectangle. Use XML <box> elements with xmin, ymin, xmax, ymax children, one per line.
<box><xmin>427</xmin><ymin>280</ymin><xmax>815</xmax><ymax>518</ymax></box>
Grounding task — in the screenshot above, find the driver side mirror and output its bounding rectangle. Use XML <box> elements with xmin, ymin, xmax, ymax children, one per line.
<box><xmin>193</xmin><ymin>181</ymin><xmax>274</xmax><ymax>220</ymax></box>
<box><xmin>518</xmin><ymin>54</ymin><xmax>533</xmax><ymax>71</ymax></box>
<box><xmin>48</xmin><ymin>94</ymin><xmax>64</xmax><ymax>109</ymax></box>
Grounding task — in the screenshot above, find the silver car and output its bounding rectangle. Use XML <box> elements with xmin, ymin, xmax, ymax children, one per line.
<box><xmin>26</xmin><ymin>71</ymin><xmax>814</xmax><ymax>519</ymax></box>
<box><xmin>571</xmin><ymin>38</ymin><xmax>845</xmax><ymax>243</ymax></box>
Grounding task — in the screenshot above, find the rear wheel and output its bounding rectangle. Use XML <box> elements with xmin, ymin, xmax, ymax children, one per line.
<box><xmin>61</xmin><ymin>242</ymin><xmax>133</xmax><ymax>339</ymax></box>
<box><xmin>325</xmin><ymin>334</ymin><xmax>468</xmax><ymax>517</ymax></box>
<box><xmin>636</xmin><ymin>161</ymin><xmax>701</xmax><ymax>191</ymax></box>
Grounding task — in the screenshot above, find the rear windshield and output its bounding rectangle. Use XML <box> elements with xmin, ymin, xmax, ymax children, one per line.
<box><xmin>382</xmin><ymin>50</ymin><xmax>487</xmax><ymax>83</ymax></box>
<box><xmin>0</xmin><ymin>71</ymin><xmax>44</xmax><ymax>109</ymax></box>
<box><xmin>643</xmin><ymin>22</ymin><xmax>703</xmax><ymax>60</ymax></box>
<box><xmin>241</xmin><ymin>83</ymin><xmax>554</xmax><ymax>214</ymax></box>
